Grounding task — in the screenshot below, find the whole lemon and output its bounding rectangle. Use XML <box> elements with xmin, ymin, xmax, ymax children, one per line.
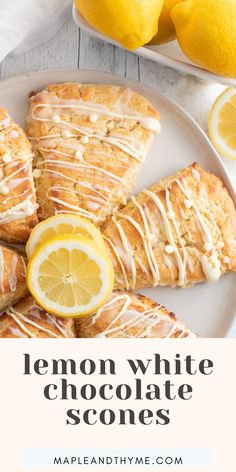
<box><xmin>75</xmin><ymin>0</ymin><xmax>164</xmax><ymax>50</ymax></box>
<box><xmin>149</xmin><ymin>0</ymin><xmax>184</xmax><ymax>45</ymax></box>
<box><xmin>171</xmin><ymin>0</ymin><xmax>236</xmax><ymax>78</ymax></box>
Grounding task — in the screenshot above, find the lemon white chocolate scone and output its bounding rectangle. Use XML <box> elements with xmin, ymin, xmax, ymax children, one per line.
<box><xmin>102</xmin><ymin>163</ymin><xmax>236</xmax><ymax>289</ymax></box>
<box><xmin>0</xmin><ymin>295</ymin><xmax>75</xmax><ymax>338</ymax></box>
<box><xmin>76</xmin><ymin>290</ymin><xmax>195</xmax><ymax>338</ymax></box>
<box><xmin>26</xmin><ymin>82</ymin><xmax>160</xmax><ymax>225</ymax></box>
<box><xmin>0</xmin><ymin>108</ymin><xmax>38</xmax><ymax>243</ymax></box>
<box><xmin>0</xmin><ymin>245</ymin><xmax>27</xmax><ymax>311</ymax></box>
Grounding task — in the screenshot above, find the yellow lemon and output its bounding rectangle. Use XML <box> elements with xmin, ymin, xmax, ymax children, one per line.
<box><xmin>74</xmin><ymin>0</ymin><xmax>164</xmax><ymax>50</ymax></box>
<box><xmin>26</xmin><ymin>214</ymin><xmax>106</xmax><ymax>258</ymax></box>
<box><xmin>149</xmin><ymin>0</ymin><xmax>183</xmax><ymax>45</ymax></box>
<box><xmin>208</xmin><ymin>87</ymin><xmax>236</xmax><ymax>161</ymax></box>
<box><xmin>26</xmin><ymin>235</ymin><xmax>114</xmax><ymax>318</ymax></box>
<box><xmin>171</xmin><ymin>0</ymin><xmax>236</xmax><ymax>78</ymax></box>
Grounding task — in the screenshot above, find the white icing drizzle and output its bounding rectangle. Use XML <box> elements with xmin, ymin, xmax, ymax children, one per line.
<box><xmin>32</xmin><ymin>106</ymin><xmax>146</xmax><ymax>163</ymax></box>
<box><xmin>201</xmin><ymin>256</ymin><xmax>221</xmax><ymax>282</ymax></box>
<box><xmin>116</xmin><ymin>196</ymin><xmax>160</xmax><ymax>286</ymax></box>
<box><xmin>112</xmin><ymin>215</ymin><xmax>136</xmax><ymax>289</ymax></box>
<box><xmin>9</xmin><ymin>254</ymin><xmax>17</xmax><ymax>292</ymax></box>
<box><xmin>105</xmin><ymin>186</ymin><xmax>189</xmax><ymax>287</ymax></box>
<box><xmin>0</xmin><ymin>144</ymin><xmax>36</xmax><ymax>222</ymax></box>
<box><xmin>0</xmin><ymin>195</ymin><xmax>36</xmax><ymax>225</ymax></box>
<box><xmin>80</xmin><ymin>293</ymin><xmax>193</xmax><ymax>339</ymax></box>
<box><xmin>34</xmin><ymin>143</ymin><xmax>129</xmax><ymax>221</ymax></box>
<box><xmin>191</xmin><ymin>167</ymin><xmax>201</xmax><ymax>182</ymax></box>
<box><xmin>39</xmin><ymin>154</ymin><xmax>128</xmax><ymax>186</ymax></box>
<box><xmin>144</xmin><ymin>189</ymin><xmax>186</xmax><ymax>286</ymax></box>
<box><xmin>6</xmin><ymin>306</ymin><xmax>70</xmax><ymax>338</ymax></box>
<box><xmin>0</xmin><ymin>247</ymin><xmax>5</xmax><ymax>293</ymax></box>
<box><xmin>103</xmin><ymin>235</ymin><xmax>129</xmax><ymax>290</ymax></box>
<box><xmin>31</xmin><ymin>100</ymin><xmax>161</xmax><ymax>134</ymax></box>
<box><xmin>175</xmin><ymin>177</ymin><xmax>222</xmax><ymax>283</ymax></box>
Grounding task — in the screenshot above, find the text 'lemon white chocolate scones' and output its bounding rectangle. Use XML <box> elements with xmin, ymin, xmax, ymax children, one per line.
<box><xmin>102</xmin><ymin>163</ymin><xmax>236</xmax><ymax>289</ymax></box>
<box><xmin>76</xmin><ymin>291</ymin><xmax>195</xmax><ymax>338</ymax></box>
<box><xmin>26</xmin><ymin>82</ymin><xmax>160</xmax><ymax>225</ymax></box>
<box><xmin>0</xmin><ymin>108</ymin><xmax>38</xmax><ymax>243</ymax></box>
<box><xmin>0</xmin><ymin>296</ymin><xmax>75</xmax><ymax>338</ymax></box>
<box><xmin>0</xmin><ymin>245</ymin><xmax>27</xmax><ymax>311</ymax></box>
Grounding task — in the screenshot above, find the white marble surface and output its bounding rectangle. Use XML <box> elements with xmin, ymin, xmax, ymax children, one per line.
<box><xmin>0</xmin><ymin>18</ymin><xmax>235</xmax><ymax>336</ymax></box>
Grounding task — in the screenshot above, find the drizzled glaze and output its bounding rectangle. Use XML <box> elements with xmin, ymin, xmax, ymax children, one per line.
<box><xmin>105</xmin><ymin>167</ymin><xmax>225</xmax><ymax>288</ymax></box>
<box><xmin>31</xmin><ymin>100</ymin><xmax>161</xmax><ymax>134</ymax></box>
<box><xmin>0</xmin><ymin>247</ymin><xmax>25</xmax><ymax>290</ymax></box>
<box><xmin>29</xmin><ymin>89</ymin><xmax>160</xmax><ymax>222</ymax></box>
<box><xmin>5</xmin><ymin>304</ymin><xmax>71</xmax><ymax>338</ymax></box>
<box><xmin>78</xmin><ymin>293</ymin><xmax>194</xmax><ymax>338</ymax></box>
<box><xmin>0</xmin><ymin>115</ymin><xmax>37</xmax><ymax>223</ymax></box>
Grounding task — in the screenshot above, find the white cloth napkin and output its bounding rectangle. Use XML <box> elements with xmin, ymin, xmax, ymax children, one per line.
<box><xmin>0</xmin><ymin>0</ymin><xmax>72</xmax><ymax>62</ymax></box>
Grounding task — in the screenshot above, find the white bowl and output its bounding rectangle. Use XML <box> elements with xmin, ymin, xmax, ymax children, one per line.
<box><xmin>73</xmin><ymin>4</ymin><xmax>236</xmax><ymax>87</ymax></box>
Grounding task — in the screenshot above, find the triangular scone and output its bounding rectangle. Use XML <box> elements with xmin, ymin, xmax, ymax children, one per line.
<box><xmin>0</xmin><ymin>295</ymin><xmax>75</xmax><ymax>338</ymax></box>
<box><xmin>0</xmin><ymin>108</ymin><xmax>38</xmax><ymax>242</ymax></box>
<box><xmin>26</xmin><ymin>82</ymin><xmax>160</xmax><ymax>225</ymax></box>
<box><xmin>102</xmin><ymin>163</ymin><xmax>236</xmax><ymax>289</ymax></box>
<box><xmin>76</xmin><ymin>290</ymin><xmax>195</xmax><ymax>338</ymax></box>
<box><xmin>0</xmin><ymin>245</ymin><xmax>28</xmax><ymax>311</ymax></box>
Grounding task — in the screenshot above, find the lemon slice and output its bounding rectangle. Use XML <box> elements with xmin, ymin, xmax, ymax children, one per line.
<box><xmin>26</xmin><ymin>235</ymin><xmax>114</xmax><ymax>318</ymax></box>
<box><xmin>208</xmin><ymin>87</ymin><xmax>236</xmax><ymax>160</ymax></box>
<box><xmin>26</xmin><ymin>214</ymin><xmax>106</xmax><ymax>258</ymax></box>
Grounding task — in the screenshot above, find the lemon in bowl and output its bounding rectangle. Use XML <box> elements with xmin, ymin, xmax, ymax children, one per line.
<box><xmin>149</xmin><ymin>0</ymin><xmax>183</xmax><ymax>45</ymax></box>
<box><xmin>171</xmin><ymin>0</ymin><xmax>236</xmax><ymax>78</ymax></box>
<box><xmin>74</xmin><ymin>0</ymin><xmax>164</xmax><ymax>50</ymax></box>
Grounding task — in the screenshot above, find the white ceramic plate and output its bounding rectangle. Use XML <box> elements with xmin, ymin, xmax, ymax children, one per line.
<box><xmin>73</xmin><ymin>5</ymin><xmax>236</xmax><ymax>88</ymax></box>
<box><xmin>0</xmin><ymin>69</ymin><xmax>235</xmax><ymax>337</ymax></box>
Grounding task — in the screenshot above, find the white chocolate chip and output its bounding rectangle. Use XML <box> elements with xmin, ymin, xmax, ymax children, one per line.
<box><xmin>75</xmin><ymin>150</ymin><xmax>83</xmax><ymax>159</ymax></box>
<box><xmin>204</xmin><ymin>242</ymin><xmax>213</xmax><ymax>252</ymax></box>
<box><xmin>62</xmin><ymin>130</ymin><xmax>71</xmax><ymax>138</ymax></box>
<box><xmin>223</xmin><ymin>256</ymin><xmax>230</xmax><ymax>264</ymax></box>
<box><xmin>80</xmin><ymin>136</ymin><xmax>89</xmax><ymax>144</ymax></box>
<box><xmin>107</xmin><ymin>121</ymin><xmax>115</xmax><ymax>130</ymax></box>
<box><xmin>0</xmin><ymin>185</ymin><xmax>9</xmax><ymax>195</ymax></box>
<box><xmin>165</xmin><ymin>244</ymin><xmax>174</xmax><ymax>254</ymax></box>
<box><xmin>90</xmin><ymin>114</ymin><xmax>99</xmax><ymax>123</ymax></box>
<box><xmin>52</xmin><ymin>114</ymin><xmax>60</xmax><ymax>123</ymax></box>
<box><xmin>1</xmin><ymin>117</ymin><xmax>10</xmax><ymax>127</ymax></box>
<box><xmin>33</xmin><ymin>169</ymin><xmax>41</xmax><ymax>178</ymax></box>
<box><xmin>217</xmin><ymin>241</ymin><xmax>224</xmax><ymax>249</ymax></box>
<box><xmin>184</xmin><ymin>199</ymin><xmax>193</xmax><ymax>209</ymax></box>
<box><xmin>167</xmin><ymin>211</ymin><xmax>175</xmax><ymax>220</ymax></box>
<box><xmin>9</xmin><ymin>130</ymin><xmax>19</xmax><ymax>138</ymax></box>
<box><xmin>2</xmin><ymin>153</ymin><xmax>11</xmax><ymax>163</ymax></box>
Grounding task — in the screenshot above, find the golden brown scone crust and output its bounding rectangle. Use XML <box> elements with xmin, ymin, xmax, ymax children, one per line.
<box><xmin>0</xmin><ymin>108</ymin><xmax>38</xmax><ymax>243</ymax></box>
<box><xmin>0</xmin><ymin>245</ymin><xmax>27</xmax><ymax>311</ymax></box>
<box><xmin>0</xmin><ymin>295</ymin><xmax>75</xmax><ymax>338</ymax></box>
<box><xmin>102</xmin><ymin>163</ymin><xmax>236</xmax><ymax>289</ymax></box>
<box><xmin>76</xmin><ymin>290</ymin><xmax>195</xmax><ymax>338</ymax></box>
<box><xmin>26</xmin><ymin>82</ymin><xmax>160</xmax><ymax>225</ymax></box>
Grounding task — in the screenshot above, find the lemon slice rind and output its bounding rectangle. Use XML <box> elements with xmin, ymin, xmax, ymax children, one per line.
<box><xmin>208</xmin><ymin>87</ymin><xmax>236</xmax><ymax>161</ymax></box>
<box><xmin>26</xmin><ymin>214</ymin><xmax>106</xmax><ymax>258</ymax></box>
